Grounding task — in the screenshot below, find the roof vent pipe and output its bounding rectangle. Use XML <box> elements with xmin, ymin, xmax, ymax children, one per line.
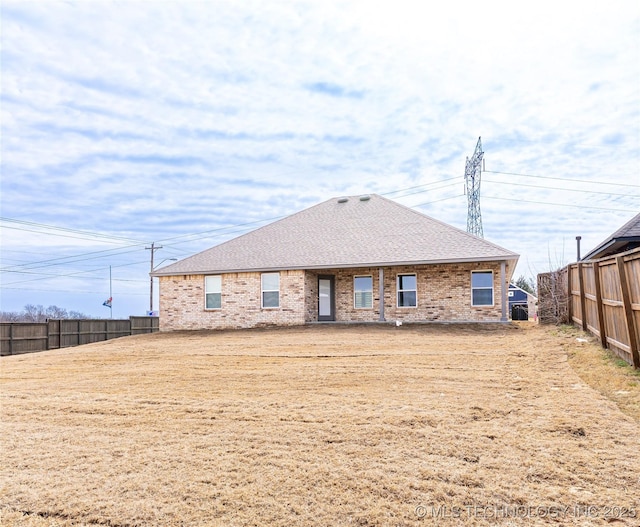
<box><xmin>359</xmin><ymin>195</ymin><xmax>371</xmax><ymax>201</ymax></box>
<box><xmin>576</xmin><ymin>236</ymin><xmax>582</xmax><ymax>261</ymax></box>
<box><xmin>337</xmin><ymin>197</ymin><xmax>349</xmax><ymax>203</ymax></box>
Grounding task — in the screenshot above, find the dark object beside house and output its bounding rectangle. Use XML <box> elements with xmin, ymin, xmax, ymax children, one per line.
<box><xmin>511</xmin><ymin>304</ymin><xmax>528</xmax><ymax>320</ymax></box>
<box><xmin>508</xmin><ymin>283</ymin><xmax>537</xmax><ymax>321</ymax></box>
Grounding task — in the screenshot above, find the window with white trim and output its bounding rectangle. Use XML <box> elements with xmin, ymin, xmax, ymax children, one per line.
<box><xmin>397</xmin><ymin>274</ymin><xmax>417</xmax><ymax>307</ymax></box>
<box><xmin>354</xmin><ymin>276</ymin><xmax>373</xmax><ymax>309</ymax></box>
<box><xmin>205</xmin><ymin>275</ymin><xmax>222</xmax><ymax>309</ymax></box>
<box><xmin>471</xmin><ymin>271</ymin><xmax>494</xmax><ymax>306</ymax></box>
<box><xmin>261</xmin><ymin>272</ymin><xmax>280</xmax><ymax>308</ymax></box>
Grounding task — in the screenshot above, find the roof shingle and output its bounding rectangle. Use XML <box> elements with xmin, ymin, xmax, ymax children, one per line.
<box><xmin>153</xmin><ymin>194</ymin><xmax>519</xmax><ymax>276</ymax></box>
<box><xmin>582</xmin><ymin>212</ymin><xmax>640</xmax><ymax>260</ymax></box>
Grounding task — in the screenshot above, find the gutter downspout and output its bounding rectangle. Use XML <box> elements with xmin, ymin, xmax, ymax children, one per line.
<box><xmin>500</xmin><ymin>261</ymin><xmax>508</xmax><ymax>322</ymax></box>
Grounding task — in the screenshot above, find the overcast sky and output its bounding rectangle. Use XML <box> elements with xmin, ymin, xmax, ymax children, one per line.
<box><xmin>1</xmin><ymin>0</ymin><xmax>639</xmax><ymax>318</ymax></box>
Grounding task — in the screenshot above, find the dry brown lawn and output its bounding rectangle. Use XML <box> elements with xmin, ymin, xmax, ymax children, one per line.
<box><xmin>1</xmin><ymin>323</ymin><xmax>639</xmax><ymax>526</ymax></box>
<box><xmin>562</xmin><ymin>324</ymin><xmax>640</xmax><ymax>423</ymax></box>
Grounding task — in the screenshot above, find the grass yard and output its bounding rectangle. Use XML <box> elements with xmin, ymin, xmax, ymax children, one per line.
<box><xmin>1</xmin><ymin>323</ymin><xmax>639</xmax><ymax>526</ymax></box>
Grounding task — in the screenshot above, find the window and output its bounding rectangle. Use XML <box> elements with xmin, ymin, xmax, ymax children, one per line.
<box><xmin>261</xmin><ymin>272</ymin><xmax>280</xmax><ymax>308</ymax></box>
<box><xmin>354</xmin><ymin>276</ymin><xmax>373</xmax><ymax>309</ymax></box>
<box><xmin>397</xmin><ymin>274</ymin><xmax>417</xmax><ymax>307</ymax></box>
<box><xmin>204</xmin><ymin>275</ymin><xmax>222</xmax><ymax>309</ymax></box>
<box><xmin>471</xmin><ymin>271</ymin><xmax>494</xmax><ymax>306</ymax></box>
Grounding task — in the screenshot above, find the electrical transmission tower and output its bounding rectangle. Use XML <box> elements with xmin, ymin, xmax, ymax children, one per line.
<box><xmin>464</xmin><ymin>136</ymin><xmax>484</xmax><ymax>238</ymax></box>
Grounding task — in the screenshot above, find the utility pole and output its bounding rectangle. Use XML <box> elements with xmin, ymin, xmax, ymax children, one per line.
<box><xmin>464</xmin><ymin>136</ymin><xmax>484</xmax><ymax>238</ymax></box>
<box><xmin>146</xmin><ymin>242</ymin><xmax>162</xmax><ymax>314</ymax></box>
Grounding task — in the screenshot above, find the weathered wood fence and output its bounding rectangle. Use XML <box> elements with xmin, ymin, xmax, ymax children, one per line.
<box><xmin>539</xmin><ymin>247</ymin><xmax>640</xmax><ymax>369</ymax></box>
<box><xmin>537</xmin><ymin>267</ymin><xmax>569</xmax><ymax>325</ymax></box>
<box><xmin>1</xmin><ymin>316</ymin><xmax>159</xmax><ymax>356</ymax></box>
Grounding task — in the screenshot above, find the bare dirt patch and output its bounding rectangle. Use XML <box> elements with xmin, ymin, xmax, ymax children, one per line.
<box><xmin>1</xmin><ymin>323</ymin><xmax>639</xmax><ymax>526</ymax></box>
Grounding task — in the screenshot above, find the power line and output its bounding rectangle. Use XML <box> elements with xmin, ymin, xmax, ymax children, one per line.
<box><xmin>4</xmin><ymin>187</ymin><xmax>629</xmax><ymax>287</ymax></box>
<box><xmin>413</xmin><ymin>194</ymin><xmax>465</xmax><ymax>208</ymax></box>
<box><xmin>8</xmin><ymin>169</ymin><xmax>637</xmax><ymax>256</ymax></box>
<box><xmin>2</xmin><ymin>269</ymin><xmax>145</xmax><ymax>282</ymax></box>
<box><xmin>484</xmin><ymin>170</ymin><xmax>640</xmax><ymax>188</ymax></box>
<box><xmin>483</xmin><ymin>179</ymin><xmax>640</xmax><ymax>198</ymax></box>
<box><xmin>0</xmin><ymin>224</ymin><xmax>139</xmax><ymax>244</ymax></box>
<box><xmin>0</xmin><ymin>248</ymin><xmax>50</xmax><ymax>256</ymax></box>
<box><xmin>1</xmin><ymin>172</ymin><xmax>638</xmax><ymax>280</ymax></box>
<box><xmin>3</xmin><ymin>188</ymin><xmax>635</xmax><ymax>273</ymax></box>
<box><xmin>0</xmin><ymin>286</ymin><xmax>148</xmax><ymax>296</ymax></box>
<box><xmin>1</xmin><ymin>194</ymin><xmax>465</xmax><ymax>290</ymax></box>
<box><xmin>483</xmin><ymin>195</ymin><xmax>637</xmax><ymax>213</ymax></box>
<box><xmin>380</xmin><ymin>177</ymin><xmax>459</xmax><ymax>197</ymax></box>
<box><xmin>381</xmin><ymin>181</ymin><xmax>460</xmax><ymax>199</ymax></box>
<box><xmin>0</xmin><ymin>244</ymin><xmax>145</xmax><ymax>271</ymax></box>
<box><xmin>1</xmin><ymin>182</ymin><xmax>465</xmax><ymax>284</ymax></box>
<box><xmin>0</xmin><ymin>175</ymin><xmax>467</xmax><ymax>254</ymax></box>
<box><xmin>156</xmin><ymin>179</ymin><xmax>465</xmax><ymax>248</ymax></box>
<box><xmin>155</xmin><ymin>215</ymin><xmax>285</xmax><ymax>244</ymax></box>
<box><xmin>1</xmin><ymin>260</ymin><xmax>147</xmax><ymax>287</ymax></box>
<box><xmin>0</xmin><ymin>217</ymin><xmax>143</xmax><ymax>243</ymax></box>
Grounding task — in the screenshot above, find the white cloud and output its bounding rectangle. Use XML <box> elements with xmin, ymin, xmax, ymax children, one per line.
<box><xmin>1</xmin><ymin>0</ymin><xmax>638</xmax><ymax>315</ymax></box>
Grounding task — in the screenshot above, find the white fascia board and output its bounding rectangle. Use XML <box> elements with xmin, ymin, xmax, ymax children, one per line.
<box><xmin>152</xmin><ymin>255</ymin><xmax>519</xmax><ymax>277</ymax></box>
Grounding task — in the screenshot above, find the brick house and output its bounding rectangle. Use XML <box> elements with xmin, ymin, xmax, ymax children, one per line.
<box><xmin>152</xmin><ymin>194</ymin><xmax>519</xmax><ymax>330</ymax></box>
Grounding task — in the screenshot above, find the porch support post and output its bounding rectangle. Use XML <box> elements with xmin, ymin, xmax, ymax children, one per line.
<box><xmin>500</xmin><ymin>261</ymin><xmax>508</xmax><ymax>322</ymax></box>
<box><xmin>378</xmin><ymin>267</ymin><xmax>385</xmax><ymax>322</ymax></box>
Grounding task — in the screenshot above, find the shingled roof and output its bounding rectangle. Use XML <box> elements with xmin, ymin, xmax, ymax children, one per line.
<box><xmin>582</xmin><ymin>212</ymin><xmax>640</xmax><ymax>260</ymax></box>
<box><xmin>152</xmin><ymin>194</ymin><xmax>519</xmax><ymax>276</ymax></box>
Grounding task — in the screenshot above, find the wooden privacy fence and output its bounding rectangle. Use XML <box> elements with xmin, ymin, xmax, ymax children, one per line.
<box><xmin>1</xmin><ymin>316</ymin><xmax>159</xmax><ymax>356</ymax></box>
<box><xmin>540</xmin><ymin>247</ymin><xmax>640</xmax><ymax>369</ymax></box>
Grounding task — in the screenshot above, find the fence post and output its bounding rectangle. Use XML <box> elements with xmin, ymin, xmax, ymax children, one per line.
<box><xmin>616</xmin><ymin>256</ymin><xmax>640</xmax><ymax>369</ymax></box>
<box><xmin>9</xmin><ymin>323</ymin><xmax>14</xmax><ymax>356</ymax></box>
<box><xmin>592</xmin><ymin>262</ymin><xmax>607</xmax><ymax>348</ymax></box>
<box><xmin>577</xmin><ymin>263</ymin><xmax>587</xmax><ymax>331</ymax></box>
<box><xmin>567</xmin><ymin>265</ymin><xmax>573</xmax><ymax>323</ymax></box>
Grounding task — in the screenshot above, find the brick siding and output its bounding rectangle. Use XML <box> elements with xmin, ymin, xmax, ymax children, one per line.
<box><xmin>159</xmin><ymin>271</ymin><xmax>307</xmax><ymax>331</ymax></box>
<box><xmin>159</xmin><ymin>262</ymin><xmax>508</xmax><ymax>331</ymax></box>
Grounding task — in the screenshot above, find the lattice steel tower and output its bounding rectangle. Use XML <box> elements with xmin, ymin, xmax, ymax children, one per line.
<box><xmin>464</xmin><ymin>136</ymin><xmax>484</xmax><ymax>238</ymax></box>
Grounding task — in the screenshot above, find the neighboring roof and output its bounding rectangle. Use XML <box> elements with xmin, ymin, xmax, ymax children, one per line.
<box><xmin>153</xmin><ymin>194</ymin><xmax>519</xmax><ymax>276</ymax></box>
<box><xmin>508</xmin><ymin>283</ymin><xmax>538</xmax><ymax>300</ymax></box>
<box><xmin>582</xmin><ymin>212</ymin><xmax>640</xmax><ymax>260</ymax></box>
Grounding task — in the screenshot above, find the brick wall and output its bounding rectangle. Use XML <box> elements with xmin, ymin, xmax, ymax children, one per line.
<box><xmin>159</xmin><ymin>261</ymin><xmax>509</xmax><ymax>331</ymax></box>
<box><xmin>306</xmin><ymin>261</ymin><xmax>505</xmax><ymax>323</ymax></box>
<box><xmin>159</xmin><ymin>270</ymin><xmax>307</xmax><ymax>331</ymax></box>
